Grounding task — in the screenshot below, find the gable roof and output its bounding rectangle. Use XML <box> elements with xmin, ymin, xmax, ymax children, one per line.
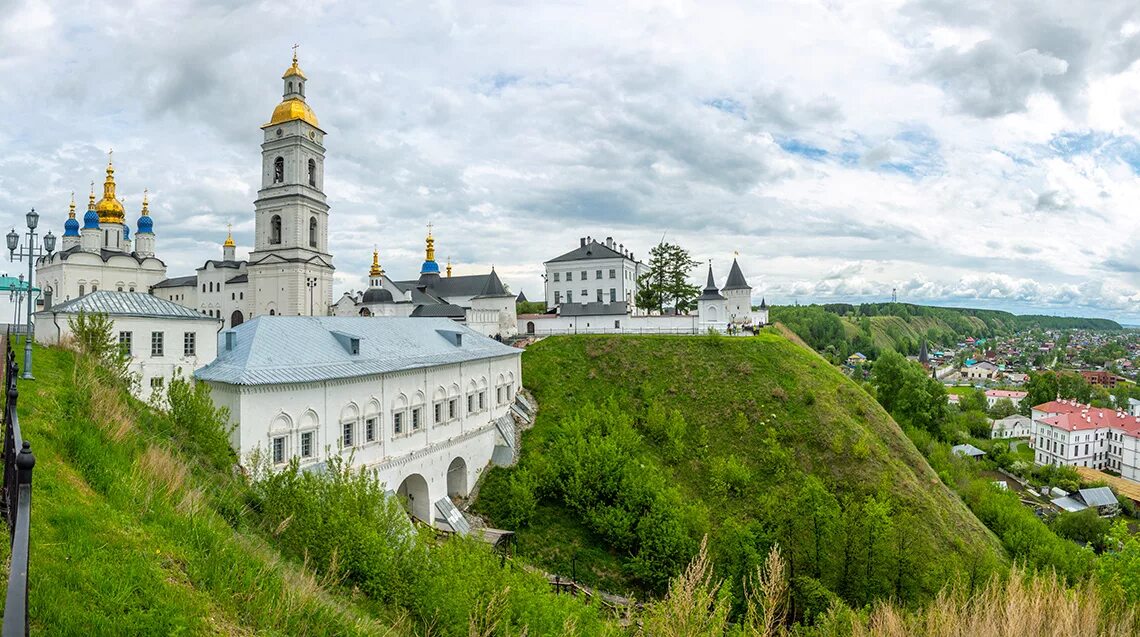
<box><xmin>43</xmin><ymin>290</ymin><xmax>217</xmax><ymax>321</ymax></box>
<box><xmin>195</xmin><ymin>316</ymin><xmax>519</xmax><ymax>386</ymax></box>
<box><xmin>153</xmin><ymin>275</ymin><xmax>198</xmax><ymax>289</ymax></box>
<box><xmin>1077</xmin><ymin>486</ymin><xmax>1117</xmax><ymax>508</ymax></box>
<box><xmin>722</xmin><ymin>258</ymin><xmax>750</xmax><ymax>291</ymax></box>
<box><xmin>394</xmin><ymin>273</ymin><xmax>495</xmax><ymax>299</ymax></box>
<box><xmin>545</xmin><ymin>240</ymin><xmax>630</xmax><ymax>264</ymax></box>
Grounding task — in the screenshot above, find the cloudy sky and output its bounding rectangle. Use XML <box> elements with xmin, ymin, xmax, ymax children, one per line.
<box><xmin>4</xmin><ymin>0</ymin><xmax>1140</xmax><ymax>321</ymax></box>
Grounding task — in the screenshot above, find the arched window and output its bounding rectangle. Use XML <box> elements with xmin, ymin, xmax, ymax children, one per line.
<box><xmin>308</xmin><ymin>217</ymin><xmax>318</xmax><ymax>248</ymax></box>
<box><xmin>270</xmin><ymin>215</ymin><xmax>282</xmax><ymax>245</ymax></box>
<box><xmin>269</xmin><ymin>309</ymin><xmax>276</xmax><ymax>316</ymax></box>
<box><xmin>273</xmin><ymin>157</ymin><xmax>284</xmax><ymax>184</ymax></box>
<box><xmin>308</xmin><ymin>159</ymin><xmax>316</xmax><ymax>187</ymax></box>
<box><xmin>288</xmin><ymin>81</ymin><xmax>294</xmax><ymax>94</ymax></box>
<box><xmin>78</xmin><ymin>284</ymin><xmax>85</xmax><ymax>296</ymax></box>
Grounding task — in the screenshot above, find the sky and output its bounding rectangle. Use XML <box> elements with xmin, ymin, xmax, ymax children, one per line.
<box><xmin>3</xmin><ymin>0</ymin><xmax>1140</xmax><ymax>321</ymax></box>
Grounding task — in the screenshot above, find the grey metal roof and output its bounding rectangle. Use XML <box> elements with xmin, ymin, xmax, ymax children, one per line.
<box><xmin>153</xmin><ymin>275</ymin><xmax>197</xmax><ymax>289</ymax></box>
<box><xmin>361</xmin><ymin>287</ymin><xmax>394</xmax><ymax>303</ymax></box>
<box><xmin>473</xmin><ymin>268</ymin><xmax>511</xmax><ymax>298</ymax></box>
<box><xmin>226</xmin><ymin>274</ymin><xmax>248</xmax><ymax>284</ymax></box>
<box><xmin>516</xmin><ymin>290</ymin><xmax>527</xmax><ymax>302</ymax></box>
<box><xmin>410</xmin><ymin>303</ymin><xmax>466</xmax><ymax>318</ymax></box>
<box><xmin>53</xmin><ymin>245</ymin><xmax>165</xmax><ymax>266</ymax></box>
<box><xmin>951</xmin><ymin>443</ymin><xmax>986</xmax><ymax>457</ymax></box>
<box><xmin>195</xmin><ymin>316</ymin><xmax>519</xmax><ymax>386</ymax></box>
<box><xmin>43</xmin><ymin>291</ymin><xmax>218</xmax><ymax>321</ymax></box>
<box><xmin>560</xmin><ymin>301</ymin><xmax>627</xmax><ymax>317</ymax></box>
<box><xmin>1052</xmin><ymin>496</ymin><xmax>1087</xmax><ymax>512</ymax></box>
<box><xmin>722</xmin><ymin>258</ymin><xmax>750</xmax><ymax>291</ymax></box>
<box><xmin>198</xmin><ymin>259</ymin><xmax>244</xmax><ymax>271</ymax></box>
<box><xmin>1078</xmin><ymin>487</ymin><xmax>1117</xmax><ymax>508</ymax></box>
<box><xmin>545</xmin><ymin>240</ymin><xmax>631</xmax><ymax>264</ymax></box>
<box><xmin>394</xmin><ymin>273</ymin><xmax>496</xmax><ymax>299</ymax></box>
<box><xmin>696</xmin><ymin>265</ymin><xmax>725</xmax><ymax>301</ymax></box>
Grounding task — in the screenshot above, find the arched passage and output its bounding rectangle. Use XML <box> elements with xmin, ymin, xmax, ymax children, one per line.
<box><xmin>396</xmin><ymin>473</ymin><xmax>430</xmax><ymax>523</ymax></box>
<box><xmin>526</xmin><ymin>321</ymin><xmax>535</xmax><ymax>334</ymax></box>
<box><xmin>230</xmin><ymin>310</ymin><xmax>244</xmax><ymax>327</ymax></box>
<box><xmin>447</xmin><ymin>457</ymin><xmax>468</xmax><ymax>499</ymax></box>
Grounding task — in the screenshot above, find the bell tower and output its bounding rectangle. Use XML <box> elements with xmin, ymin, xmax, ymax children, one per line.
<box><xmin>247</xmin><ymin>49</ymin><xmax>334</xmax><ymax>316</ymax></box>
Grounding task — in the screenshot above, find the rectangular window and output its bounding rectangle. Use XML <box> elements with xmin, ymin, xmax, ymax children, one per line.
<box><xmin>342</xmin><ymin>422</ymin><xmax>354</xmax><ymax>447</ymax></box>
<box><xmin>365</xmin><ymin>417</ymin><xmax>376</xmax><ymax>442</ymax></box>
<box><xmin>609</xmin><ymin>269</ymin><xmax>616</xmax><ymax>279</ymax></box>
<box><xmin>610</xmin><ymin>288</ymin><xmax>616</xmax><ymax>302</ymax></box>
<box><xmin>596</xmin><ymin>289</ymin><xmax>603</xmax><ymax>302</ymax></box>
<box><xmin>434</xmin><ymin>402</ymin><xmax>443</xmax><ymax>424</ymax></box>
<box><xmin>478</xmin><ymin>391</ymin><xmax>486</xmax><ymax>410</ymax></box>
<box><xmin>149</xmin><ymin>376</ymin><xmax>164</xmax><ymax>390</ymax></box>
<box><xmin>150</xmin><ymin>331</ymin><xmax>164</xmax><ymax>357</ymax></box>
<box><xmin>553</xmin><ymin>272</ymin><xmax>560</xmax><ymax>282</ymax></box>
<box><xmin>272</xmin><ymin>436</ymin><xmax>286</xmax><ymax>464</ymax></box>
<box><xmin>300</xmin><ymin>431</ymin><xmax>313</xmax><ymax>458</ymax></box>
<box><xmin>580</xmin><ymin>270</ymin><xmax>587</xmax><ymax>280</ymax></box>
<box><xmin>566</xmin><ymin>271</ymin><xmax>572</xmax><ymax>282</ymax></box>
<box><xmin>595</xmin><ymin>269</ymin><xmax>602</xmax><ymax>279</ymax></box>
<box><xmin>580</xmin><ymin>289</ymin><xmax>587</xmax><ymax>299</ymax></box>
<box><xmin>118</xmin><ymin>331</ymin><xmax>132</xmax><ymax>356</ymax></box>
<box><xmin>412</xmin><ymin>407</ymin><xmax>422</xmax><ymax>431</ymax></box>
<box><xmin>615</xmin><ymin>320</ymin><xmax>621</xmax><ymax>329</ymax></box>
<box><xmin>497</xmin><ymin>386</ymin><xmax>504</xmax><ymax>404</ymax></box>
<box><xmin>554</xmin><ymin>291</ymin><xmax>561</xmax><ymax>304</ymax></box>
<box><xmin>566</xmin><ymin>291</ymin><xmax>573</xmax><ymax>303</ymax></box>
<box><xmin>467</xmin><ymin>394</ymin><xmax>475</xmax><ymax>414</ymax></box>
<box><xmin>393</xmin><ymin>412</ymin><xmax>404</xmax><ymax>435</ymax></box>
<box><xmin>183</xmin><ymin>332</ymin><xmax>196</xmax><ymax>356</ymax></box>
<box><xmin>449</xmin><ymin>398</ymin><xmax>458</xmax><ymax>420</ymax></box>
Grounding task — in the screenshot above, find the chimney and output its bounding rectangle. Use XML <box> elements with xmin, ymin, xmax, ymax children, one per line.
<box><xmin>606</xmin><ymin>237</ymin><xmax>613</xmax><ymax>249</ymax></box>
<box><xmin>619</xmin><ymin>243</ymin><xmax>624</xmax><ymax>254</ymax></box>
<box><xmin>580</xmin><ymin>237</ymin><xmax>586</xmax><ymax>248</ymax></box>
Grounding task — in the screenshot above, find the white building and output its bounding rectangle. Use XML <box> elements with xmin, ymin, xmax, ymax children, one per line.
<box><xmin>520</xmin><ymin>257</ymin><xmax>768</xmax><ymax>335</ymax></box>
<box><xmin>195</xmin><ymin>316</ymin><xmax>522</xmax><ymax>528</ymax></box>
<box><xmin>543</xmin><ymin>237</ymin><xmax>649</xmax><ymax>312</ymax></box>
<box><xmin>991</xmin><ymin>414</ymin><xmax>1031</xmax><ymax>439</ymax></box>
<box><xmin>1030</xmin><ymin>399</ymin><xmax>1140</xmax><ymax>480</ymax></box>
<box><xmin>985</xmin><ymin>389</ymin><xmax>1027</xmax><ymax>408</ymax></box>
<box><xmin>962</xmin><ymin>361</ymin><xmax>998</xmax><ymax>380</ymax></box>
<box><xmin>35</xmin><ymin>291</ymin><xmax>221</xmax><ymax>402</ymax></box>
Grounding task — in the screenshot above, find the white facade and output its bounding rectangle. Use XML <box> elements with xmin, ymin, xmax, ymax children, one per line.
<box><xmin>544</xmin><ymin>237</ymin><xmax>649</xmax><ymax>312</ymax></box>
<box><xmin>986</xmin><ymin>389</ymin><xmax>1027</xmax><ymax>408</ymax></box>
<box><xmin>196</xmin><ymin>317</ymin><xmax>522</xmax><ymax>528</ymax></box>
<box><xmin>1030</xmin><ymin>400</ymin><xmax>1140</xmax><ymax>481</ymax></box>
<box><xmin>35</xmin><ymin>291</ymin><xmax>220</xmax><ymax>402</ymax></box>
<box><xmin>991</xmin><ymin>414</ymin><xmax>1031</xmax><ymax>439</ymax></box>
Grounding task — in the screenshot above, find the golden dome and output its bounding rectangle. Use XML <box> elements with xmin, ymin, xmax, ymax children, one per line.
<box><xmin>283</xmin><ymin>51</ymin><xmax>306</xmax><ymax>79</ymax></box>
<box><xmin>264</xmin><ymin>98</ymin><xmax>320</xmax><ymax>128</ymax></box>
<box><xmin>95</xmin><ymin>154</ymin><xmax>125</xmax><ymax>224</ymax></box>
<box><xmin>223</xmin><ymin>223</ymin><xmax>235</xmax><ymax>248</ymax></box>
<box><xmin>369</xmin><ymin>248</ymin><xmax>383</xmax><ymax>277</ymax></box>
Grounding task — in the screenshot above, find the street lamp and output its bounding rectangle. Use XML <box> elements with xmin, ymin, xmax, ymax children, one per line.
<box><xmin>305</xmin><ymin>276</ymin><xmax>317</xmax><ymax>316</ymax></box>
<box><xmin>8</xmin><ymin>208</ymin><xmax>55</xmax><ymax>380</ymax></box>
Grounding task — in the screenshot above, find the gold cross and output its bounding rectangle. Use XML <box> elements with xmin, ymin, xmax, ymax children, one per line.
<box><xmin>292</xmin><ymin>43</ymin><xmax>299</xmax><ymax>62</ymax></box>
<box><xmin>427</xmin><ymin>222</ymin><xmax>433</xmax><ymax>236</ymax></box>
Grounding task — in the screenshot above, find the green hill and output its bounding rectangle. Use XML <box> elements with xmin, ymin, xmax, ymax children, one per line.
<box><xmin>474</xmin><ymin>333</ymin><xmax>1006</xmax><ymax>615</ymax></box>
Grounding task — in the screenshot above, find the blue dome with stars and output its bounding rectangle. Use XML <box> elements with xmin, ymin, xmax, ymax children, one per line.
<box><xmin>420</xmin><ymin>259</ymin><xmax>440</xmax><ymax>275</ymax></box>
<box><xmin>83</xmin><ymin>209</ymin><xmax>100</xmax><ymax>230</ymax></box>
<box><xmin>63</xmin><ymin>216</ymin><xmax>80</xmax><ymax>237</ymax></box>
<box><xmin>136</xmin><ymin>214</ymin><xmax>153</xmax><ymax>234</ymax></box>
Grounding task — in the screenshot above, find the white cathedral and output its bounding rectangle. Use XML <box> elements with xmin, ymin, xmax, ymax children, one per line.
<box><xmin>38</xmin><ymin>53</ymin><xmax>516</xmax><ymax>338</ymax></box>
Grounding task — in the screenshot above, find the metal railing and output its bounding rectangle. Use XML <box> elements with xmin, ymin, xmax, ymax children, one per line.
<box><xmin>1</xmin><ymin>330</ymin><xmax>33</xmax><ymax>636</ymax></box>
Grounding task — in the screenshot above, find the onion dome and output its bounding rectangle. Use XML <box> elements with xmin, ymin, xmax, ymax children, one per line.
<box><xmin>63</xmin><ymin>194</ymin><xmax>80</xmax><ymax>237</ymax></box>
<box><xmin>136</xmin><ymin>189</ymin><xmax>153</xmax><ymax>234</ymax></box>
<box><xmin>420</xmin><ymin>224</ymin><xmax>440</xmax><ymax>274</ymax></box>
<box><xmin>264</xmin><ymin>51</ymin><xmax>320</xmax><ymax>129</ymax></box>
<box><xmin>83</xmin><ymin>185</ymin><xmax>100</xmax><ymax>230</ymax></box>
<box><xmin>369</xmin><ymin>248</ymin><xmax>383</xmax><ymax>278</ymax></box>
<box><xmin>223</xmin><ymin>228</ymin><xmax>235</xmax><ymax>248</ymax></box>
<box><xmin>95</xmin><ymin>152</ymin><xmax>126</xmax><ymax>225</ymax></box>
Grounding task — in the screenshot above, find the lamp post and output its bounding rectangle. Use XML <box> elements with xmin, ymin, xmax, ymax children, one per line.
<box><xmin>305</xmin><ymin>276</ymin><xmax>317</xmax><ymax>316</ymax></box>
<box><xmin>10</xmin><ymin>274</ymin><xmax>23</xmax><ymax>326</ymax></box>
<box><xmin>7</xmin><ymin>209</ymin><xmax>56</xmax><ymax>380</ymax></box>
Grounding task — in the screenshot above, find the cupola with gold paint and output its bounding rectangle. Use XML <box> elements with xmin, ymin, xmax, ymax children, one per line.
<box><xmin>95</xmin><ymin>152</ymin><xmax>126</xmax><ymax>225</ymax></box>
<box><xmin>264</xmin><ymin>48</ymin><xmax>320</xmax><ymax>129</ymax></box>
<box><xmin>223</xmin><ymin>223</ymin><xmax>236</xmax><ymax>261</ymax></box>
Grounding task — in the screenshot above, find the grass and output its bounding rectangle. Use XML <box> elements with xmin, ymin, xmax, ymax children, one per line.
<box><xmin>842</xmin><ymin>315</ymin><xmax>990</xmax><ymax>352</ymax></box>
<box><xmin>7</xmin><ymin>339</ymin><xmax>408</xmax><ymax>635</ymax></box>
<box><xmin>476</xmin><ymin>333</ymin><xmax>1006</xmax><ymax>599</ymax></box>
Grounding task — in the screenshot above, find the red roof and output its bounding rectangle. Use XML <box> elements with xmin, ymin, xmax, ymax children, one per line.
<box><xmin>1034</xmin><ymin>399</ymin><xmax>1140</xmax><ymax>434</ymax></box>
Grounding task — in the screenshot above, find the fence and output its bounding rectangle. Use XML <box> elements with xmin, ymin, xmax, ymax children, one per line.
<box><xmin>1</xmin><ymin>331</ymin><xmax>33</xmax><ymax>636</ymax></box>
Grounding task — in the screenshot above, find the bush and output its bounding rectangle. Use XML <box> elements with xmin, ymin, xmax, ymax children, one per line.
<box><xmin>710</xmin><ymin>454</ymin><xmax>751</xmax><ymax>496</ymax></box>
<box><xmin>67</xmin><ymin>310</ymin><xmax>129</xmax><ymax>382</ymax></box>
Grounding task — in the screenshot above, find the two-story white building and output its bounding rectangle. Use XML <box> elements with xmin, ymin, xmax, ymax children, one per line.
<box><xmin>986</xmin><ymin>389</ymin><xmax>1027</xmax><ymax>408</ymax></box>
<box><xmin>35</xmin><ymin>291</ymin><xmax>221</xmax><ymax>401</ymax></box>
<box><xmin>1031</xmin><ymin>399</ymin><xmax>1140</xmax><ymax>480</ymax></box>
<box><xmin>195</xmin><ymin>316</ymin><xmax>522</xmax><ymax>528</ymax></box>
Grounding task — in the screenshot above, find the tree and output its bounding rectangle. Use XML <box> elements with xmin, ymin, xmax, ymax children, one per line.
<box><xmin>988</xmin><ymin>398</ymin><xmax>1017</xmax><ymax>419</ymax></box>
<box><xmin>67</xmin><ymin>310</ymin><xmax>130</xmax><ymax>381</ymax></box>
<box><xmin>1057</xmin><ymin>372</ymin><xmax>1092</xmax><ymax>403</ymax></box>
<box><xmin>635</xmin><ymin>242</ymin><xmax>701</xmax><ymax>314</ymax></box>
<box><xmin>959</xmin><ymin>388</ymin><xmax>987</xmax><ymax>413</ymax></box>
<box><xmin>1024</xmin><ymin>371</ymin><xmax>1060</xmax><ymax>412</ymax></box>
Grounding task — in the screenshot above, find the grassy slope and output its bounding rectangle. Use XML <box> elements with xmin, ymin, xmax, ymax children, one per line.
<box><xmin>842</xmin><ymin>315</ymin><xmax>990</xmax><ymax>352</ymax></box>
<box><xmin>485</xmin><ymin>332</ymin><xmax>1004</xmax><ymax>595</ymax></box>
<box><xmin>8</xmin><ymin>340</ymin><xmax>406</xmax><ymax>635</ymax></box>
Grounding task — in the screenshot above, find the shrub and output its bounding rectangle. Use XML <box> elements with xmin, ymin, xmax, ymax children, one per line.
<box><xmin>67</xmin><ymin>310</ymin><xmax>130</xmax><ymax>382</ymax></box>
<box><xmin>710</xmin><ymin>455</ymin><xmax>751</xmax><ymax>496</ymax></box>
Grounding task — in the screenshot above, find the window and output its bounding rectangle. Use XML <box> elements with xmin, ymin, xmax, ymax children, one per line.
<box><xmin>149</xmin><ymin>376</ymin><xmax>164</xmax><ymax>390</ymax></box>
<box><xmin>434</xmin><ymin>402</ymin><xmax>443</xmax><ymax>424</ymax></box>
<box><xmin>300</xmin><ymin>431</ymin><xmax>313</xmax><ymax>458</ymax></box>
<box><xmin>610</xmin><ymin>288</ymin><xmax>616</xmax><ymax>302</ymax></box>
<box><xmin>393</xmin><ymin>412</ymin><xmax>404</xmax><ymax>435</ymax></box>
<box><xmin>448</xmin><ymin>398</ymin><xmax>458</xmax><ymax>420</ymax></box>
<box><xmin>365</xmin><ymin>417</ymin><xmax>377</xmax><ymax>442</ymax></box>
<box><xmin>231</xmin><ymin>292</ymin><xmax>235</xmax><ymax>300</ymax></box>
<box><xmin>183</xmin><ymin>332</ymin><xmax>196</xmax><ymax>356</ymax></box>
<box><xmin>308</xmin><ymin>158</ymin><xmax>317</xmax><ymax>187</ymax></box>
<box><xmin>118</xmin><ymin>331</ymin><xmax>132</xmax><ymax>356</ymax></box>
<box><xmin>553</xmin><ymin>272</ymin><xmax>560</xmax><ymax>282</ymax></box>
<box><xmin>478</xmin><ymin>391</ymin><xmax>486</xmax><ymax>410</ymax></box>
<box><xmin>91</xmin><ymin>284</ymin><xmax>97</xmax><ymax>292</ymax></box>
<box><xmin>596</xmin><ymin>270</ymin><xmax>602</xmax><ymax>279</ymax></box>
<box><xmin>609</xmin><ymin>269</ymin><xmax>616</xmax><ymax>279</ymax></box>
<box><xmin>272</xmin><ymin>436</ymin><xmax>286</xmax><ymax>464</ymax></box>
<box><xmin>270</xmin><ymin>215</ymin><xmax>282</xmax><ymax>245</ymax></box>
<box><xmin>151</xmin><ymin>331</ymin><xmax>164</xmax><ymax>357</ymax></box>
<box><xmin>496</xmin><ymin>386</ymin><xmax>504</xmax><ymax>405</ymax></box>
<box><xmin>116</xmin><ymin>286</ymin><xmax>123</xmax><ymax>292</ymax></box>
<box><xmin>580</xmin><ymin>270</ymin><xmax>587</xmax><ymax>280</ymax></box>
<box><xmin>342</xmin><ymin>422</ymin><xmax>354</xmax><ymax>447</ymax></box>
<box><xmin>273</xmin><ymin>156</ymin><xmax>284</xmax><ymax>183</ymax></box>
<box><xmin>554</xmin><ymin>291</ymin><xmax>562</xmax><ymax>304</ymax></box>
<box><xmin>566</xmin><ymin>271</ymin><xmax>572</xmax><ymax>282</ymax></box>
<box><xmin>202</xmin><ymin>283</ymin><xmax>206</xmax><ymax>293</ymax></box>
<box><xmin>309</xmin><ymin>217</ymin><xmax>318</xmax><ymax>248</ymax></box>
<box><xmin>566</xmin><ymin>291</ymin><xmax>573</xmax><ymax>303</ymax></box>
<box><xmin>580</xmin><ymin>289</ymin><xmax>587</xmax><ymax>299</ymax></box>
<box><xmin>240</xmin><ymin>292</ymin><xmax>244</xmax><ymax>300</ymax></box>
<box><xmin>78</xmin><ymin>284</ymin><xmax>85</xmax><ymax>296</ymax></box>
<box><xmin>596</xmin><ymin>289</ymin><xmax>603</xmax><ymax>302</ymax></box>
<box><xmin>412</xmin><ymin>407</ymin><xmax>422</xmax><ymax>431</ymax></box>
<box><xmin>467</xmin><ymin>394</ymin><xmax>475</xmax><ymax>414</ymax></box>
<box><xmin>615</xmin><ymin>320</ymin><xmax>621</xmax><ymax>328</ymax></box>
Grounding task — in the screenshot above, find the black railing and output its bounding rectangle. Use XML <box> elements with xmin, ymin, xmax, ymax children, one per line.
<box><xmin>1</xmin><ymin>331</ymin><xmax>33</xmax><ymax>636</ymax></box>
